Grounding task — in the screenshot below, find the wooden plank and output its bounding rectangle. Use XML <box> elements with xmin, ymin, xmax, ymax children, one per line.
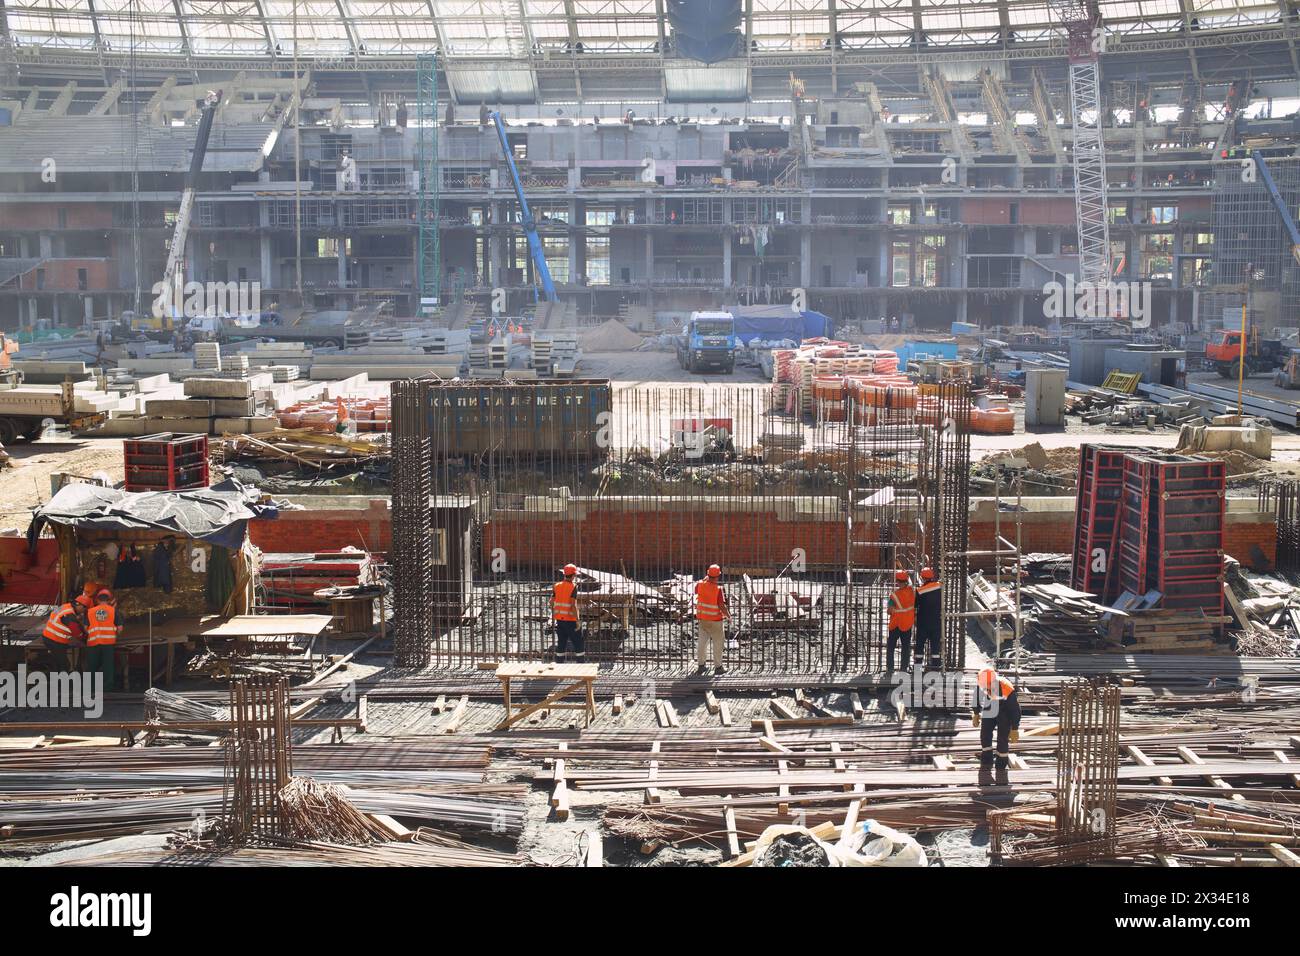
<box><xmin>849</xmin><ymin>692</ymin><xmax>864</xmax><ymax>720</ymax></box>
<box><xmin>662</xmin><ymin>701</ymin><xmax>681</xmax><ymax>728</ymax></box>
<box><xmin>432</xmin><ymin>694</ymin><xmax>447</xmax><ymax>715</ymax></box>
<box><xmin>1125</xmin><ymin>744</ymin><xmax>1173</xmax><ymax>787</ymax></box>
<box><xmin>718</xmin><ymin>700</ymin><xmax>733</xmax><ymax>727</ymax></box>
<box><xmin>552</xmin><ymin>742</ymin><xmax>570</xmax><ymax>820</ymax></box>
<box><xmin>704</xmin><ymin>691</ymin><xmax>721</xmax><ymax>715</ymax></box>
<box><xmin>644</xmin><ymin>741</ymin><xmax>661</xmax><ymax>805</ymax></box>
<box><xmin>723</xmin><ymin>800</ymin><xmax>741</xmax><ymax>859</ymax></box>
<box><xmin>585</xmin><ymin>831</ymin><xmax>603</xmax><ymax>867</ymax></box>
<box><xmin>443</xmin><ymin>694</ymin><xmax>469</xmax><ymax>734</ymax></box>
<box><xmin>837</xmin><ymin>798</ymin><xmax>865</xmax><ymax>848</ymax></box>
<box><xmin>759</xmin><ymin>735</ymin><xmax>793</xmax><ymax>754</ymax></box>
<box><xmin>1268</xmin><ymin>843</ymin><xmax>1300</xmax><ymax>867</ymax></box>
<box><xmin>612</xmin><ymin>694</ymin><xmax>624</xmax><ymax>716</ymax></box>
<box><xmin>1177</xmin><ymin>746</ymin><xmax>1245</xmax><ymax>802</ymax></box>
<box><xmin>770</xmin><ymin>700</ymin><xmax>801</xmax><ymax>720</ymax></box>
<box><xmin>369</xmin><ymin>813</ymin><xmax>413</xmax><ymax>842</ymax></box>
<box><xmin>932</xmin><ymin>755</ymin><xmax>956</xmax><ymax>771</ymax></box>
<box><xmin>1273</xmin><ymin>750</ymin><xmax>1300</xmax><ymax>788</ymax></box>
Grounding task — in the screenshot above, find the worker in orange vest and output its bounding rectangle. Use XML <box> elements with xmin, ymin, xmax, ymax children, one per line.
<box><xmin>973</xmin><ymin>667</ymin><xmax>1021</xmax><ymax>769</ymax></box>
<box><xmin>694</xmin><ymin>564</ymin><xmax>729</xmax><ymax>675</ymax></box>
<box><xmin>913</xmin><ymin>566</ymin><xmax>942</xmax><ymax>671</ymax></box>
<box><xmin>85</xmin><ymin>589</ymin><xmax>122</xmax><ymax>691</ymax></box>
<box><xmin>552</xmin><ymin>564</ymin><xmax>583</xmax><ymax>663</ymax></box>
<box><xmin>886</xmin><ymin>569</ymin><xmax>916</xmax><ymax>674</ymax></box>
<box><xmin>75</xmin><ymin>581</ymin><xmax>108</xmax><ymax>611</ymax></box>
<box><xmin>42</xmin><ymin>600</ymin><xmax>86</xmax><ymax>670</ymax></box>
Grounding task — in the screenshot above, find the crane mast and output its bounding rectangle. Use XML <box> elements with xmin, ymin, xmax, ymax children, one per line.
<box><xmin>1052</xmin><ymin>1</ymin><xmax>1111</xmax><ymax>297</ymax></box>
<box><xmin>158</xmin><ymin>89</ymin><xmax>222</xmax><ymax>329</ymax></box>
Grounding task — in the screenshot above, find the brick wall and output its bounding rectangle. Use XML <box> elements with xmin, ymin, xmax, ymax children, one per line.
<box><xmin>243</xmin><ymin>496</ymin><xmax>1279</xmax><ymax>574</ymax></box>
<box><xmin>17</xmin><ymin>258</ymin><xmax>111</xmax><ymax>292</ymax></box>
<box><xmin>0</xmin><ymin>203</ymin><xmax>112</xmax><ymax>230</ymax></box>
<box><xmin>249</xmin><ymin>500</ymin><xmax>391</xmax><ymax>554</ymax></box>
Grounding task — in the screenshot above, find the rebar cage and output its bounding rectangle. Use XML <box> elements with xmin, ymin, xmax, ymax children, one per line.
<box><xmin>390</xmin><ymin>377</ymin><xmax>972</xmax><ymax>674</ymax></box>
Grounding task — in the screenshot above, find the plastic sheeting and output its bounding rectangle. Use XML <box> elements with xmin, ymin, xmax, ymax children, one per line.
<box><xmin>730</xmin><ymin>306</ymin><xmax>831</xmax><ymax>345</ymax></box>
<box><xmin>27</xmin><ymin>479</ymin><xmax>276</xmax><ymax>553</ymax></box>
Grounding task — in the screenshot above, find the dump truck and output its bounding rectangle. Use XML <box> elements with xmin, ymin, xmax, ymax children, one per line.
<box><xmin>675</xmin><ymin>311</ymin><xmax>737</xmax><ymax>373</ymax></box>
<box><xmin>1206</xmin><ymin>328</ymin><xmax>1289</xmax><ymax>378</ymax></box>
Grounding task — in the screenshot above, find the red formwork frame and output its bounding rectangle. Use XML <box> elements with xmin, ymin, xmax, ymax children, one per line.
<box><xmin>1117</xmin><ymin>456</ymin><xmax>1152</xmax><ymax>599</ymax></box>
<box><xmin>123</xmin><ymin>432</ymin><xmax>210</xmax><ymax>492</ymax></box>
<box><xmin>1072</xmin><ymin>444</ymin><xmax>1129</xmax><ymax>600</ymax></box>
<box><xmin>1151</xmin><ymin>457</ymin><xmax>1226</xmax><ymax>619</ymax></box>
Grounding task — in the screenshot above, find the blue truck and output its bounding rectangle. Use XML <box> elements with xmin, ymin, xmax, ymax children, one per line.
<box><xmin>675</xmin><ymin>311</ymin><xmax>738</xmax><ymax>373</ymax></box>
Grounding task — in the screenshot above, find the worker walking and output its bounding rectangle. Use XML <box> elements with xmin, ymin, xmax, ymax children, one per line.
<box><xmin>886</xmin><ymin>569</ymin><xmax>916</xmax><ymax>674</ymax></box>
<box><xmin>552</xmin><ymin>564</ymin><xmax>584</xmax><ymax>664</ymax></box>
<box><xmin>694</xmin><ymin>564</ymin><xmax>729</xmax><ymax>675</ymax></box>
<box><xmin>85</xmin><ymin>589</ymin><xmax>121</xmax><ymax>691</ymax></box>
<box><xmin>973</xmin><ymin>667</ymin><xmax>1021</xmax><ymax>769</ymax></box>
<box><xmin>42</xmin><ymin>600</ymin><xmax>86</xmax><ymax>670</ymax></box>
<box><xmin>913</xmin><ymin>566</ymin><xmax>942</xmax><ymax>671</ymax></box>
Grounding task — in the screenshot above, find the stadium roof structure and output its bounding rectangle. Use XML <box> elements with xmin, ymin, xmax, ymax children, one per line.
<box><xmin>2</xmin><ymin>1</ymin><xmax>1298</xmax><ymax>101</ymax></box>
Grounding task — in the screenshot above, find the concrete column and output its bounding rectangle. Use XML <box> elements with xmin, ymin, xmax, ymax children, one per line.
<box><xmin>39</xmin><ymin>233</ymin><xmax>53</xmax><ymax>258</ymax></box>
<box><xmin>644</xmin><ymin>232</ymin><xmax>654</xmax><ymax>282</ymax></box>
<box><xmin>800</xmin><ymin>230</ymin><xmax>812</xmax><ymax>289</ymax></box>
<box><xmin>260</xmin><ymin>235</ymin><xmax>274</xmax><ymax>289</ymax></box>
<box><xmin>338</xmin><ymin>242</ymin><xmax>348</xmax><ymax>288</ymax></box>
<box><xmin>878</xmin><ymin>234</ymin><xmax>891</xmax><ymax>292</ymax></box>
<box><xmin>568</xmin><ymin>200</ymin><xmax>579</xmax><ymax>284</ymax></box>
<box><xmin>723</xmin><ymin>235</ymin><xmax>732</xmax><ymax>287</ymax></box>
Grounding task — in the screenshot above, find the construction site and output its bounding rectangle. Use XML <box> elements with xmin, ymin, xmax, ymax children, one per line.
<box><xmin>0</xmin><ymin>3</ymin><xmax>1298</xmax><ymax>910</ymax></box>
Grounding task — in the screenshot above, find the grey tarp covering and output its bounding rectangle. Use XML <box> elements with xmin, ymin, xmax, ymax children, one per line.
<box><xmin>27</xmin><ymin>479</ymin><xmax>276</xmax><ymax>552</ymax></box>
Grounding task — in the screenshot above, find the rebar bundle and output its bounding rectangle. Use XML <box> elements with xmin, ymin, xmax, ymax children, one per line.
<box><xmin>391</xmin><ymin>378</ymin><xmax>435</xmax><ymax>667</ymax></box>
<box><xmin>1260</xmin><ymin>478</ymin><xmax>1299</xmax><ymax>575</ymax></box>
<box><xmin>1056</xmin><ymin>678</ymin><xmax>1121</xmax><ymax>858</ymax></box>
<box><xmin>224</xmin><ymin>676</ymin><xmax>294</xmax><ymax>845</ymax></box>
<box><xmin>387</xmin><ymin>376</ymin><xmax>975</xmax><ymax>674</ymax></box>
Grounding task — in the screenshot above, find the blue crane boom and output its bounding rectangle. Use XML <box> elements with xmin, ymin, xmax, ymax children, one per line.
<box><xmin>489</xmin><ymin>111</ymin><xmax>557</xmax><ymax>302</ymax></box>
<box><xmin>1250</xmin><ymin>149</ymin><xmax>1300</xmax><ymax>267</ymax></box>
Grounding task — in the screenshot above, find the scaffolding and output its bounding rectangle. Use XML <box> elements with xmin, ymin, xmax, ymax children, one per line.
<box><xmin>1210</xmin><ymin>156</ymin><xmax>1300</xmax><ymax>327</ymax></box>
<box><xmin>416</xmin><ymin>53</ymin><xmax>441</xmax><ymax>313</ymax></box>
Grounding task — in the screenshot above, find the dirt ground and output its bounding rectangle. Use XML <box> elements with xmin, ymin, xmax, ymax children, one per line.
<box><xmin>0</xmin><ymin>435</ymin><xmax>125</xmax><ymax>530</ymax></box>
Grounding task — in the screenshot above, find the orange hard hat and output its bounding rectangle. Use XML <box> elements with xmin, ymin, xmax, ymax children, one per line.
<box><xmin>977</xmin><ymin>668</ymin><xmax>997</xmax><ymax>695</ymax></box>
<box><xmin>920</xmin><ymin>567</ymin><xmax>936</xmax><ymax>581</ymax></box>
<box><xmin>894</xmin><ymin>570</ymin><xmax>909</xmax><ymax>582</ymax></box>
<box><xmin>707</xmin><ymin>564</ymin><xmax>721</xmax><ymax>577</ymax></box>
<box><xmin>562</xmin><ymin>564</ymin><xmax>577</xmax><ymax>576</ymax></box>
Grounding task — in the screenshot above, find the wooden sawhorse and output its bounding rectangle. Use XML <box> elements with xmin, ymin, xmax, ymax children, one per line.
<box><xmin>495</xmin><ymin>662</ymin><xmax>598</xmax><ymax>731</ymax></box>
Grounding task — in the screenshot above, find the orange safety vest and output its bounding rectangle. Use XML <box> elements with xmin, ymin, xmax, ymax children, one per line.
<box><xmin>43</xmin><ymin>603</ymin><xmax>78</xmax><ymax>645</ymax></box>
<box><xmin>87</xmin><ymin>604</ymin><xmax>118</xmax><ymax>646</ymax></box>
<box><xmin>888</xmin><ymin>585</ymin><xmax>916</xmax><ymax>631</ymax></box>
<box><xmin>978</xmin><ymin>670</ymin><xmax>1015</xmax><ymax>700</ymax></box>
<box><xmin>694</xmin><ymin>579</ymin><xmax>726</xmax><ymax>622</ymax></box>
<box><xmin>552</xmin><ymin>580</ymin><xmax>578</xmax><ymax>622</ymax></box>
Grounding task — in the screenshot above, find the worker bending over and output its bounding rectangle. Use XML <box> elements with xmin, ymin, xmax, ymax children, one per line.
<box><xmin>694</xmin><ymin>564</ymin><xmax>729</xmax><ymax>675</ymax></box>
<box><xmin>886</xmin><ymin>569</ymin><xmax>915</xmax><ymax>674</ymax></box>
<box><xmin>913</xmin><ymin>567</ymin><xmax>942</xmax><ymax>671</ymax></box>
<box><xmin>85</xmin><ymin>589</ymin><xmax>121</xmax><ymax>690</ymax></box>
<box><xmin>552</xmin><ymin>564</ymin><xmax>584</xmax><ymax>664</ymax></box>
<box><xmin>42</xmin><ymin>600</ymin><xmax>87</xmax><ymax>670</ymax></box>
<box><xmin>974</xmin><ymin>667</ymin><xmax>1021</xmax><ymax>769</ymax></box>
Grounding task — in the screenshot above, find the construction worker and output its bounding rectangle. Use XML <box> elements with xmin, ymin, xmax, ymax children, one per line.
<box><xmin>886</xmin><ymin>569</ymin><xmax>916</xmax><ymax>674</ymax></box>
<box><xmin>75</xmin><ymin>581</ymin><xmax>109</xmax><ymax>612</ymax></box>
<box><xmin>85</xmin><ymin>589</ymin><xmax>121</xmax><ymax>691</ymax></box>
<box><xmin>694</xmin><ymin>564</ymin><xmax>729</xmax><ymax>675</ymax></box>
<box><xmin>42</xmin><ymin>600</ymin><xmax>86</xmax><ymax>670</ymax></box>
<box><xmin>913</xmin><ymin>566</ymin><xmax>942</xmax><ymax>671</ymax></box>
<box><xmin>973</xmin><ymin>667</ymin><xmax>1021</xmax><ymax>769</ymax></box>
<box><xmin>552</xmin><ymin>564</ymin><xmax>584</xmax><ymax>664</ymax></box>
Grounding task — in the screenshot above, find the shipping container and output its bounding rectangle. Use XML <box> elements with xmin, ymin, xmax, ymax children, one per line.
<box><xmin>416</xmin><ymin>379</ymin><xmax>613</xmax><ymax>460</ymax></box>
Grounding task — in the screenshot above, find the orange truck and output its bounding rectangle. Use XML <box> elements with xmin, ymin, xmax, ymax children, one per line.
<box><xmin>1205</xmin><ymin>328</ymin><xmax>1289</xmax><ymax>378</ymax></box>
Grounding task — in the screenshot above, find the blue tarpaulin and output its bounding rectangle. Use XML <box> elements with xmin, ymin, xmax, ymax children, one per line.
<box><xmin>729</xmin><ymin>306</ymin><xmax>832</xmax><ymax>345</ymax></box>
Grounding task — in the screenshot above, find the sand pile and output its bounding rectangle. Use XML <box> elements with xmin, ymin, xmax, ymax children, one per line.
<box><xmin>581</xmin><ymin>319</ymin><xmax>645</xmax><ymax>351</ymax></box>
